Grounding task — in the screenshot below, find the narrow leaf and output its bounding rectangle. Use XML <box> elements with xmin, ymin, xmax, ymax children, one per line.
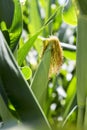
<box><xmin>31</xmin><ymin>45</ymin><xmax>51</xmax><ymax>111</ymax></box>
<box><xmin>29</xmin><ymin>0</ymin><xmax>42</xmax><ymax>34</ymax></box>
<box><xmin>63</xmin><ymin>76</ymin><xmax>76</xmax><ymax>119</ymax></box>
<box><xmin>17</xmin><ymin>28</ymin><xmax>43</xmax><ymax>66</ymax></box>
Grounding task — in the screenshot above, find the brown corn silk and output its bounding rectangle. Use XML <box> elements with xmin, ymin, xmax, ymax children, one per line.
<box><xmin>42</xmin><ymin>36</ymin><xmax>63</xmax><ymax>77</ymax></box>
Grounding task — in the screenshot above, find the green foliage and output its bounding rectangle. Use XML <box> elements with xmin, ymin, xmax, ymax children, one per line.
<box><xmin>0</xmin><ymin>95</ymin><xmax>17</xmax><ymax>123</ymax></box>
<box><xmin>28</xmin><ymin>0</ymin><xmax>42</xmax><ymax>34</ymax></box>
<box><xmin>21</xmin><ymin>66</ymin><xmax>32</xmax><ymax>80</ymax></box>
<box><xmin>0</xmin><ymin>31</ymin><xmax>51</xmax><ymax>130</ymax></box>
<box><xmin>64</xmin><ymin>50</ymin><xmax>76</xmax><ymax>60</ymax></box>
<box><xmin>63</xmin><ymin>76</ymin><xmax>77</xmax><ymax>119</ymax></box>
<box><xmin>31</xmin><ymin>45</ymin><xmax>51</xmax><ymax>112</ymax></box>
<box><xmin>0</xmin><ymin>0</ymin><xmax>22</xmax><ymax>51</ymax></box>
<box><xmin>0</xmin><ymin>0</ymin><xmax>81</xmax><ymax>130</ymax></box>
<box><xmin>63</xmin><ymin>0</ymin><xmax>77</xmax><ymax>26</ymax></box>
<box><xmin>17</xmin><ymin>28</ymin><xmax>43</xmax><ymax>66</ymax></box>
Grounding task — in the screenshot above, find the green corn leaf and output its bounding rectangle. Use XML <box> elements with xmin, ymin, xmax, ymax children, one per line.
<box><xmin>45</xmin><ymin>0</ymin><xmax>51</xmax><ymax>20</ymax></box>
<box><xmin>9</xmin><ymin>0</ymin><xmax>22</xmax><ymax>51</ymax></box>
<box><xmin>31</xmin><ymin>44</ymin><xmax>51</xmax><ymax>112</ymax></box>
<box><xmin>52</xmin><ymin>5</ymin><xmax>63</xmax><ymax>32</ymax></box>
<box><xmin>44</xmin><ymin>6</ymin><xmax>61</xmax><ymax>26</ymax></box>
<box><xmin>28</xmin><ymin>0</ymin><xmax>43</xmax><ymax>54</ymax></box>
<box><xmin>63</xmin><ymin>0</ymin><xmax>77</xmax><ymax>26</ymax></box>
<box><xmin>0</xmin><ymin>95</ymin><xmax>17</xmax><ymax>124</ymax></box>
<box><xmin>63</xmin><ymin>76</ymin><xmax>77</xmax><ymax>119</ymax></box>
<box><xmin>63</xmin><ymin>105</ymin><xmax>77</xmax><ymax>126</ymax></box>
<box><xmin>64</xmin><ymin>50</ymin><xmax>76</xmax><ymax>60</ymax></box>
<box><xmin>44</xmin><ymin>0</ymin><xmax>52</xmax><ymax>34</ymax></box>
<box><xmin>0</xmin><ymin>0</ymin><xmax>22</xmax><ymax>51</ymax></box>
<box><xmin>61</xmin><ymin>42</ymin><xmax>76</xmax><ymax>60</ymax></box>
<box><xmin>17</xmin><ymin>6</ymin><xmax>61</xmax><ymax>66</ymax></box>
<box><xmin>0</xmin><ymin>77</ymin><xmax>9</xmax><ymax>105</ymax></box>
<box><xmin>21</xmin><ymin>66</ymin><xmax>32</xmax><ymax>80</ymax></box>
<box><xmin>17</xmin><ymin>28</ymin><xmax>43</xmax><ymax>66</ymax></box>
<box><xmin>0</xmin><ymin>31</ymin><xmax>51</xmax><ymax>130</ymax></box>
<box><xmin>29</xmin><ymin>0</ymin><xmax>42</xmax><ymax>34</ymax></box>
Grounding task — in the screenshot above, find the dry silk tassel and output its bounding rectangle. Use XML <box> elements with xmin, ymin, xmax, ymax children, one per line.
<box><xmin>42</xmin><ymin>36</ymin><xmax>63</xmax><ymax>77</ymax></box>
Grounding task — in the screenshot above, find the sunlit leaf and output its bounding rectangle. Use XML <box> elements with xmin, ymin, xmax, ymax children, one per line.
<box><xmin>52</xmin><ymin>5</ymin><xmax>63</xmax><ymax>32</ymax></box>
<box><xmin>21</xmin><ymin>66</ymin><xmax>32</xmax><ymax>80</ymax></box>
<box><xmin>63</xmin><ymin>0</ymin><xmax>77</xmax><ymax>26</ymax></box>
<box><xmin>17</xmin><ymin>28</ymin><xmax>43</xmax><ymax>66</ymax></box>
<box><xmin>64</xmin><ymin>50</ymin><xmax>76</xmax><ymax>60</ymax></box>
<box><xmin>0</xmin><ymin>0</ymin><xmax>22</xmax><ymax>51</ymax></box>
<box><xmin>44</xmin><ymin>6</ymin><xmax>62</xmax><ymax>26</ymax></box>
<box><xmin>9</xmin><ymin>0</ymin><xmax>22</xmax><ymax>51</ymax></box>
<box><xmin>29</xmin><ymin>0</ymin><xmax>42</xmax><ymax>34</ymax></box>
<box><xmin>18</xmin><ymin>7</ymin><xmax>60</xmax><ymax>66</ymax></box>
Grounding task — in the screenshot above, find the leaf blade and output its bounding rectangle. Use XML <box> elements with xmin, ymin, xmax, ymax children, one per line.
<box><xmin>31</xmin><ymin>45</ymin><xmax>51</xmax><ymax>112</ymax></box>
<box><xmin>0</xmin><ymin>0</ymin><xmax>22</xmax><ymax>51</ymax></box>
<box><xmin>0</xmin><ymin>31</ymin><xmax>51</xmax><ymax>130</ymax></box>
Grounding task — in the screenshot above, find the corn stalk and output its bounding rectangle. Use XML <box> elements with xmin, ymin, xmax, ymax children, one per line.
<box><xmin>75</xmin><ymin>0</ymin><xmax>87</xmax><ymax>129</ymax></box>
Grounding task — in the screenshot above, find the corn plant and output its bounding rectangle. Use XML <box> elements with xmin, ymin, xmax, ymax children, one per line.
<box><xmin>0</xmin><ymin>0</ymin><xmax>87</xmax><ymax>130</ymax></box>
<box><xmin>0</xmin><ymin>0</ymin><xmax>63</xmax><ymax>129</ymax></box>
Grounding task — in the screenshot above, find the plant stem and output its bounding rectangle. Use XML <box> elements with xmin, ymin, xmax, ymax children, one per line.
<box><xmin>77</xmin><ymin>106</ymin><xmax>85</xmax><ymax>129</ymax></box>
<box><xmin>76</xmin><ymin>15</ymin><xmax>87</xmax><ymax>129</ymax></box>
<box><xmin>84</xmin><ymin>98</ymin><xmax>87</xmax><ymax>130</ymax></box>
